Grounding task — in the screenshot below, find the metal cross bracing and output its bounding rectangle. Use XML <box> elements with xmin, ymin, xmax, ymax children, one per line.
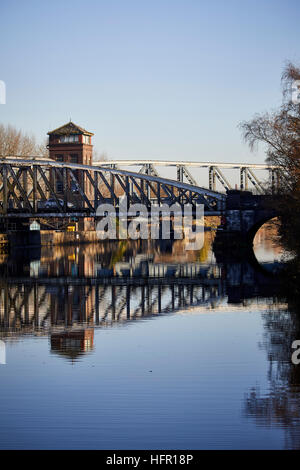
<box><xmin>95</xmin><ymin>160</ymin><xmax>281</xmax><ymax>194</ymax></box>
<box><xmin>0</xmin><ymin>158</ymin><xmax>225</xmax><ymax>218</ymax></box>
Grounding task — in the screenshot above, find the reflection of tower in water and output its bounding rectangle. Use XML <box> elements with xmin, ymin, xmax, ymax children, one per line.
<box><xmin>50</xmin><ymin>329</ymin><xmax>94</xmax><ymax>361</ymax></box>
<box><xmin>50</xmin><ymin>284</ymin><xmax>95</xmax><ymax>326</ymax></box>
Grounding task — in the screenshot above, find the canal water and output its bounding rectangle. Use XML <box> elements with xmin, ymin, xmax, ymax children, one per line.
<box><xmin>0</xmin><ymin>226</ymin><xmax>299</xmax><ymax>450</ymax></box>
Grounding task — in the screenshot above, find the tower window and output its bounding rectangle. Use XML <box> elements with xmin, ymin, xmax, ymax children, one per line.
<box><xmin>70</xmin><ymin>154</ymin><xmax>78</xmax><ymax>163</ymax></box>
<box><xmin>59</xmin><ymin>135</ymin><xmax>79</xmax><ymax>143</ymax></box>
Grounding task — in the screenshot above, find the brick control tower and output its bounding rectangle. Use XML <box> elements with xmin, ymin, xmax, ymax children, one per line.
<box><xmin>48</xmin><ymin>121</ymin><xmax>94</xmax><ymax>165</ymax></box>
<box><xmin>47</xmin><ymin>121</ymin><xmax>95</xmax><ymax>231</ymax></box>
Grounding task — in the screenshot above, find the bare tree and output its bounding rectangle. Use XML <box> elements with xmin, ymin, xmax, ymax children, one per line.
<box><xmin>0</xmin><ymin>123</ymin><xmax>48</xmax><ymax>158</ymax></box>
<box><xmin>239</xmin><ymin>63</ymin><xmax>300</xmax><ymax>254</ymax></box>
<box><xmin>35</xmin><ymin>139</ymin><xmax>49</xmax><ymax>158</ymax></box>
<box><xmin>239</xmin><ymin>62</ymin><xmax>300</xmax><ymax>193</ymax></box>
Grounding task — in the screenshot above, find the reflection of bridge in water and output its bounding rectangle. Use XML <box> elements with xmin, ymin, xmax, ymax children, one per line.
<box><xmin>0</xmin><ymin>257</ymin><xmax>281</xmax><ymax>340</ymax></box>
<box><xmin>0</xmin><ymin>232</ymin><xmax>284</xmax><ymax>364</ymax></box>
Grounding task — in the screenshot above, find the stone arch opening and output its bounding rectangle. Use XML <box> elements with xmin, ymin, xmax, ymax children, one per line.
<box><xmin>247</xmin><ymin>214</ymin><xmax>279</xmax><ymax>246</ymax></box>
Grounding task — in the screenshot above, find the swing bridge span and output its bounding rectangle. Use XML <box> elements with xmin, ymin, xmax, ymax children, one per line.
<box><xmin>0</xmin><ymin>157</ymin><xmax>279</xmax><ymax>219</ymax></box>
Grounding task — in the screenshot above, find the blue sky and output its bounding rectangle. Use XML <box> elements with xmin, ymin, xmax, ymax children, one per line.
<box><xmin>0</xmin><ymin>0</ymin><xmax>299</xmax><ymax>163</ymax></box>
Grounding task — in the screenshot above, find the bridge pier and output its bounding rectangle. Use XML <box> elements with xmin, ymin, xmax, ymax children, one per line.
<box><xmin>0</xmin><ymin>218</ymin><xmax>41</xmax><ymax>253</ymax></box>
<box><xmin>215</xmin><ymin>190</ymin><xmax>277</xmax><ymax>248</ymax></box>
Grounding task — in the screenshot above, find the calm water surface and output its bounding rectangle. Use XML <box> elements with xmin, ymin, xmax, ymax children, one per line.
<box><xmin>0</xmin><ymin>228</ymin><xmax>299</xmax><ymax>449</ymax></box>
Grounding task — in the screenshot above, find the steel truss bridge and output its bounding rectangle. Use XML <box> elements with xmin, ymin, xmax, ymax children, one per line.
<box><xmin>95</xmin><ymin>160</ymin><xmax>280</xmax><ymax>193</ymax></box>
<box><xmin>0</xmin><ymin>158</ymin><xmax>225</xmax><ymax>218</ymax></box>
<box><xmin>0</xmin><ymin>157</ymin><xmax>279</xmax><ymax>219</ymax></box>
